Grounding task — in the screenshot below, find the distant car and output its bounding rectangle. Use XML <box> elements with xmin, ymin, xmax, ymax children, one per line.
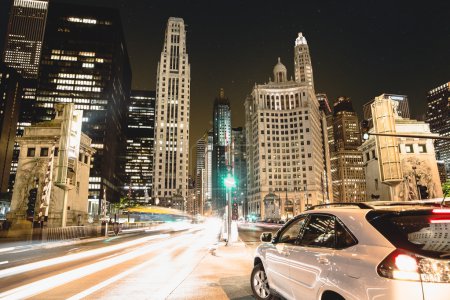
<box><xmin>250</xmin><ymin>201</ymin><xmax>450</xmax><ymax>300</ymax></box>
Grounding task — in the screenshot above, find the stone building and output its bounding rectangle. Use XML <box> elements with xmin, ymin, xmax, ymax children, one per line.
<box><xmin>7</xmin><ymin>104</ymin><xmax>95</xmax><ymax>233</ymax></box>
<box><xmin>360</xmin><ymin>96</ymin><xmax>443</xmax><ymax>201</ymax></box>
<box><xmin>152</xmin><ymin>17</ymin><xmax>191</xmax><ymax>204</ymax></box>
<box><xmin>245</xmin><ymin>53</ymin><xmax>329</xmax><ymax>220</ymax></box>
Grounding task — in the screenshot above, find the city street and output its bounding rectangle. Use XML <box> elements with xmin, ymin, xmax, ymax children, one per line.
<box><xmin>0</xmin><ymin>219</ymin><xmax>280</xmax><ymax>300</ymax></box>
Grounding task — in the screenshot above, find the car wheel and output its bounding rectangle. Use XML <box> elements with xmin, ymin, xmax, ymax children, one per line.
<box><xmin>251</xmin><ymin>263</ymin><xmax>273</xmax><ymax>300</ymax></box>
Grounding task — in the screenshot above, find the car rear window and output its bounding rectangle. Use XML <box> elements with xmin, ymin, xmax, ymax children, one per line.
<box><xmin>367</xmin><ymin>209</ymin><xmax>450</xmax><ymax>259</ymax></box>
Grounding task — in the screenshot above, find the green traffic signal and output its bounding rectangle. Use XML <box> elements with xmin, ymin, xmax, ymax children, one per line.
<box><xmin>224</xmin><ymin>174</ymin><xmax>236</xmax><ymax>189</ymax></box>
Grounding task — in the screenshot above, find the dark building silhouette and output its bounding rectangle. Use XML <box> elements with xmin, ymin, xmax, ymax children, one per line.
<box><xmin>125</xmin><ymin>90</ymin><xmax>155</xmax><ymax>202</ymax></box>
<box><xmin>2</xmin><ymin>0</ymin><xmax>49</xmax><ymax>194</ymax></box>
<box><xmin>0</xmin><ymin>65</ymin><xmax>22</xmax><ymax>194</ymax></box>
<box><xmin>34</xmin><ymin>2</ymin><xmax>132</xmax><ymax>210</ymax></box>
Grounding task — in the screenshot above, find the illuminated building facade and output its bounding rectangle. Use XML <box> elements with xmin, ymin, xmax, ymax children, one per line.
<box><xmin>245</xmin><ymin>54</ymin><xmax>327</xmax><ymax>220</ymax></box>
<box><xmin>153</xmin><ymin>18</ymin><xmax>190</xmax><ymax>205</ymax></box>
<box><xmin>294</xmin><ymin>32</ymin><xmax>314</xmax><ymax>89</ymax></box>
<box><xmin>124</xmin><ymin>90</ymin><xmax>155</xmax><ymax>203</ymax></box>
<box><xmin>212</xmin><ymin>88</ymin><xmax>231</xmax><ymax>213</ymax></box>
<box><xmin>195</xmin><ymin>134</ymin><xmax>207</xmax><ymax>215</ymax></box>
<box><xmin>330</xmin><ymin>96</ymin><xmax>366</xmax><ymax>202</ymax></box>
<box><xmin>231</xmin><ymin>127</ymin><xmax>247</xmax><ymax>218</ymax></box>
<box><xmin>34</xmin><ymin>3</ymin><xmax>132</xmax><ymax>211</ymax></box>
<box><xmin>0</xmin><ymin>65</ymin><xmax>22</xmax><ymax>194</ymax></box>
<box><xmin>3</xmin><ymin>0</ymin><xmax>49</xmax><ymax>79</ymax></box>
<box><xmin>204</xmin><ymin>129</ymin><xmax>213</xmax><ymax>213</ymax></box>
<box><xmin>426</xmin><ymin>82</ymin><xmax>450</xmax><ymax>179</ymax></box>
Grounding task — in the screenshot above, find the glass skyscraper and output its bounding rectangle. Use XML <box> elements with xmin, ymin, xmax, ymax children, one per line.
<box><xmin>34</xmin><ymin>2</ymin><xmax>132</xmax><ymax>211</ymax></box>
<box><xmin>212</xmin><ymin>88</ymin><xmax>231</xmax><ymax>214</ymax></box>
<box><xmin>3</xmin><ymin>0</ymin><xmax>49</xmax><ymax>79</ymax></box>
<box><xmin>426</xmin><ymin>82</ymin><xmax>450</xmax><ymax>180</ymax></box>
<box><xmin>125</xmin><ymin>90</ymin><xmax>155</xmax><ymax>203</ymax></box>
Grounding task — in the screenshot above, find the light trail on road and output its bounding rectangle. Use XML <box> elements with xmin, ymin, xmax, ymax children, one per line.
<box><xmin>0</xmin><ymin>219</ymin><xmax>223</xmax><ymax>300</ymax></box>
<box><xmin>0</xmin><ymin>233</ymin><xmax>169</xmax><ymax>279</ymax></box>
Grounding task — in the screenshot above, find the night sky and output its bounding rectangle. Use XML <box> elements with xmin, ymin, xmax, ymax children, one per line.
<box><xmin>1</xmin><ymin>0</ymin><xmax>450</xmax><ymax>156</ymax></box>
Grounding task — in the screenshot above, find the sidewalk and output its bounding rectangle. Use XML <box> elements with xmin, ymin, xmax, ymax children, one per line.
<box><xmin>167</xmin><ymin>240</ymin><xmax>255</xmax><ymax>300</ymax></box>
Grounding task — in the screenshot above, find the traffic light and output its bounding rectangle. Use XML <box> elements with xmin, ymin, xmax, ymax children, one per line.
<box><xmin>418</xmin><ymin>185</ymin><xmax>429</xmax><ymax>199</ymax></box>
<box><xmin>26</xmin><ymin>188</ymin><xmax>38</xmax><ymax>222</ymax></box>
<box><xmin>232</xmin><ymin>202</ymin><xmax>238</xmax><ymax>220</ymax></box>
<box><xmin>224</xmin><ymin>174</ymin><xmax>236</xmax><ymax>189</ymax></box>
<box><xmin>361</xmin><ymin>119</ymin><xmax>370</xmax><ymax>141</ymax></box>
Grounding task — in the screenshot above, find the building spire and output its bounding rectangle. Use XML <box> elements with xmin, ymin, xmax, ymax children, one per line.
<box><xmin>219</xmin><ymin>88</ymin><xmax>225</xmax><ymax>99</ymax></box>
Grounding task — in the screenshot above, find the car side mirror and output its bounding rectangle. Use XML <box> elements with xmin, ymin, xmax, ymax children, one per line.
<box><xmin>260</xmin><ymin>232</ymin><xmax>273</xmax><ymax>243</ymax></box>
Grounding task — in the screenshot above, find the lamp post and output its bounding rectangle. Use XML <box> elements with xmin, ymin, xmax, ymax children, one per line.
<box><xmin>224</xmin><ymin>173</ymin><xmax>236</xmax><ymax>246</ymax></box>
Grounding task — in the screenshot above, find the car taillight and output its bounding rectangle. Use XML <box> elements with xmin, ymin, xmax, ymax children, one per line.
<box><xmin>378</xmin><ymin>249</ymin><xmax>450</xmax><ymax>283</ymax></box>
<box><xmin>432</xmin><ymin>208</ymin><xmax>450</xmax><ymax>214</ymax></box>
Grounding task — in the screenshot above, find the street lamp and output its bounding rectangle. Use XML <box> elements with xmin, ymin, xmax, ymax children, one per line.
<box><xmin>223</xmin><ymin>173</ymin><xmax>236</xmax><ymax>246</ymax></box>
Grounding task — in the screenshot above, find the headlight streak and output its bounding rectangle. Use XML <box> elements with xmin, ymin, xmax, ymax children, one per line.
<box><xmin>0</xmin><ymin>233</ymin><xmax>185</xmax><ymax>300</ymax></box>
<box><xmin>66</xmin><ymin>236</ymin><xmax>197</xmax><ymax>300</ymax></box>
<box><xmin>0</xmin><ymin>234</ymin><xmax>169</xmax><ymax>279</ymax></box>
<box><xmin>68</xmin><ymin>230</ymin><xmax>215</xmax><ymax>300</ymax></box>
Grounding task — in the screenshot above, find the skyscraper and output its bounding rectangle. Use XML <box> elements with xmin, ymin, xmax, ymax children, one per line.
<box><xmin>195</xmin><ymin>134</ymin><xmax>207</xmax><ymax>215</ymax></box>
<box><xmin>125</xmin><ymin>90</ymin><xmax>155</xmax><ymax>202</ymax></box>
<box><xmin>3</xmin><ymin>0</ymin><xmax>49</xmax><ymax>193</ymax></box>
<box><xmin>204</xmin><ymin>129</ymin><xmax>213</xmax><ymax>213</ymax></box>
<box><xmin>330</xmin><ymin>97</ymin><xmax>366</xmax><ymax>202</ymax></box>
<box><xmin>34</xmin><ymin>3</ymin><xmax>132</xmax><ymax>211</ymax></box>
<box><xmin>153</xmin><ymin>18</ymin><xmax>190</xmax><ymax>205</ymax></box>
<box><xmin>3</xmin><ymin>0</ymin><xmax>49</xmax><ymax>79</ymax></box>
<box><xmin>294</xmin><ymin>32</ymin><xmax>314</xmax><ymax>89</ymax></box>
<box><xmin>316</xmin><ymin>93</ymin><xmax>333</xmax><ymax>203</ymax></box>
<box><xmin>0</xmin><ymin>65</ymin><xmax>22</xmax><ymax>194</ymax></box>
<box><xmin>231</xmin><ymin>127</ymin><xmax>247</xmax><ymax>218</ymax></box>
<box><xmin>212</xmin><ymin>88</ymin><xmax>231</xmax><ymax>214</ymax></box>
<box><xmin>245</xmin><ymin>54</ymin><xmax>327</xmax><ymax>220</ymax></box>
<box><xmin>426</xmin><ymin>82</ymin><xmax>450</xmax><ymax>179</ymax></box>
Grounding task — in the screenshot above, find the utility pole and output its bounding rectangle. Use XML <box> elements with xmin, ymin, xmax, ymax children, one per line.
<box><xmin>224</xmin><ymin>173</ymin><xmax>236</xmax><ymax>246</ymax></box>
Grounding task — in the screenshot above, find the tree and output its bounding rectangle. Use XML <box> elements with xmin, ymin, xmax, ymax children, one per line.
<box><xmin>443</xmin><ymin>180</ymin><xmax>450</xmax><ymax>197</ymax></box>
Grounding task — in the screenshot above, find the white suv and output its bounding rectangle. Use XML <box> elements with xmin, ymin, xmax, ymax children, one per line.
<box><xmin>250</xmin><ymin>202</ymin><xmax>450</xmax><ymax>300</ymax></box>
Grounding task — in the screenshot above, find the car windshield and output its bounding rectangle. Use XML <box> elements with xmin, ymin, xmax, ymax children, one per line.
<box><xmin>367</xmin><ymin>209</ymin><xmax>450</xmax><ymax>259</ymax></box>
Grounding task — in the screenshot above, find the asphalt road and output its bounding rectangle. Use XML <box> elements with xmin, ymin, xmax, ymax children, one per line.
<box><xmin>0</xmin><ymin>222</ymin><xmax>217</xmax><ymax>299</ymax></box>
<box><xmin>0</xmin><ymin>221</ymin><xmax>282</xmax><ymax>300</ymax></box>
